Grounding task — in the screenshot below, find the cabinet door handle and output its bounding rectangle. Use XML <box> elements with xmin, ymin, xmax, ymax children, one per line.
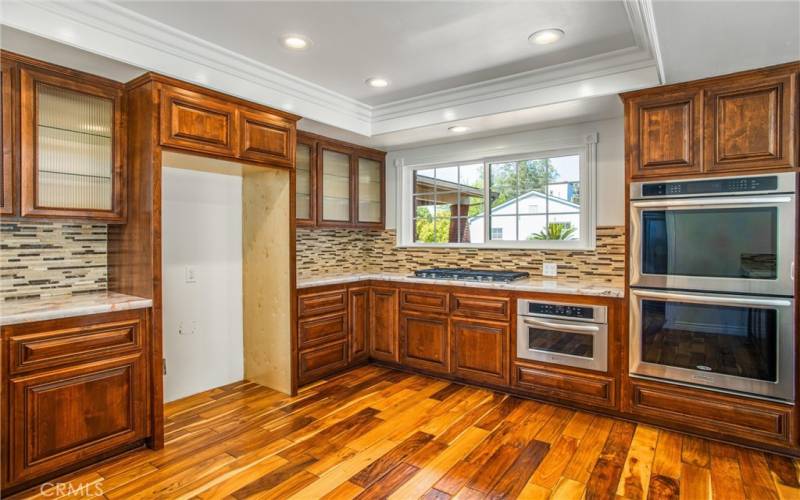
<box><xmin>521</xmin><ymin>318</ymin><xmax>600</xmax><ymax>334</ymax></box>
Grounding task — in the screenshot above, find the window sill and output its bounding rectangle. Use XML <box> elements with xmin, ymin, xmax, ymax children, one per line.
<box><xmin>394</xmin><ymin>242</ymin><xmax>597</xmax><ymax>251</ymax></box>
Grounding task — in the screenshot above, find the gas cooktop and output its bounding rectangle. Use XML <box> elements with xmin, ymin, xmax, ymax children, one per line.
<box><xmin>413</xmin><ymin>268</ymin><xmax>530</xmax><ymax>283</ymax></box>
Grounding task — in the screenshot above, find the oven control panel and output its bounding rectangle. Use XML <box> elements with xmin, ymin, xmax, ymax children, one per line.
<box><xmin>518</xmin><ymin>300</ymin><xmax>607</xmax><ymax>324</ymax></box>
<box><xmin>641</xmin><ymin>175</ymin><xmax>778</xmax><ymax>197</ymax></box>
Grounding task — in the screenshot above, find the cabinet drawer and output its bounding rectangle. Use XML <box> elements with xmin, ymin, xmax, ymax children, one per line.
<box><xmin>237</xmin><ymin>107</ymin><xmax>294</xmax><ymax>167</ymax></box>
<box><xmin>628</xmin><ymin>380</ymin><xmax>792</xmax><ymax>447</ymax></box>
<box><xmin>7</xmin><ymin>353</ymin><xmax>147</xmax><ymax>485</ymax></box>
<box><xmin>160</xmin><ymin>85</ymin><xmax>236</xmax><ymax>156</ymax></box>
<box><xmin>298</xmin><ymin>341</ymin><xmax>348</xmax><ymax>385</ymax></box>
<box><xmin>9</xmin><ymin>318</ymin><xmax>143</xmax><ymax>375</ymax></box>
<box><xmin>400</xmin><ymin>289</ymin><xmax>449</xmax><ymax>314</ymax></box>
<box><xmin>451</xmin><ymin>294</ymin><xmax>510</xmax><ymax>321</ymax></box>
<box><xmin>298</xmin><ymin>312</ymin><xmax>347</xmax><ymax>349</ymax></box>
<box><xmin>515</xmin><ymin>364</ymin><xmax>615</xmax><ymax>408</ymax></box>
<box><xmin>298</xmin><ymin>289</ymin><xmax>347</xmax><ymax>318</ymax></box>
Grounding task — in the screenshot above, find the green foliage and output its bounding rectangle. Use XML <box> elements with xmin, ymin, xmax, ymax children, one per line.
<box><xmin>529</xmin><ymin>222</ymin><xmax>577</xmax><ymax>241</ymax></box>
<box><xmin>489</xmin><ymin>159</ymin><xmax>557</xmax><ymax>208</ymax></box>
<box><xmin>414</xmin><ymin>206</ymin><xmax>450</xmax><ymax>243</ymax></box>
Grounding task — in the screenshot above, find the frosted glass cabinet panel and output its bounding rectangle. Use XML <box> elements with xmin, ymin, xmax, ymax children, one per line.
<box><xmin>20</xmin><ymin>67</ymin><xmax>125</xmax><ymax>221</ymax></box>
<box><xmin>321</xmin><ymin>148</ymin><xmax>352</xmax><ymax>223</ymax></box>
<box><xmin>357</xmin><ymin>157</ymin><xmax>382</xmax><ymax>224</ymax></box>
<box><xmin>295</xmin><ymin>141</ymin><xmax>314</xmax><ymax>223</ymax></box>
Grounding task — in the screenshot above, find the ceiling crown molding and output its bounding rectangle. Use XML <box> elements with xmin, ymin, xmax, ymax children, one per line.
<box><xmin>1</xmin><ymin>0</ymin><xmax>373</xmax><ymax>134</ymax></box>
<box><xmin>2</xmin><ymin>0</ymin><xmax>663</xmax><ymax>138</ymax></box>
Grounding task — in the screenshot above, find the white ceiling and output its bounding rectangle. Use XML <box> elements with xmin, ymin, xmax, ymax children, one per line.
<box><xmin>116</xmin><ymin>1</ymin><xmax>635</xmax><ymax>106</ymax></box>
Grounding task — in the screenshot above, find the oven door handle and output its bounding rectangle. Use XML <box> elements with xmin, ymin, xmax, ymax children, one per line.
<box><xmin>631</xmin><ymin>195</ymin><xmax>793</xmax><ymax>208</ymax></box>
<box><xmin>521</xmin><ymin>318</ymin><xmax>601</xmax><ymax>334</ymax></box>
<box><xmin>632</xmin><ymin>289</ymin><xmax>792</xmax><ymax>308</ymax></box>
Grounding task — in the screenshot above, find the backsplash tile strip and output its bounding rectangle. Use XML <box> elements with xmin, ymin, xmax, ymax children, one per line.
<box><xmin>1</xmin><ymin>222</ymin><xmax>108</xmax><ymax>301</ymax></box>
<box><xmin>297</xmin><ymin>226</ymin><xmax>625</xmax><ymax>285</ymax></box>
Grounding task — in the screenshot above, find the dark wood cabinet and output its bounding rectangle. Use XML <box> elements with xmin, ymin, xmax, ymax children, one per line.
<box><xmin>626</xmin><ymin>89</ymin><xmax>703</xmax><ymax>179</ymax></box>
<box><xmin>704</xmin><ymin>71</ymin><xmax>797</xmax><ymax>172</ymax></box>
<box><xmin>298</xmin><ymin>312</ymin><xmax>347</xmax><ymax>350</ymax></box>
<box><xmin>298</xmin><ymin>340</ymin><xmax>349</xmax><ymax>385</ymax></box>
<box><xmin>399</xmin><ymin>289</ymin><xmax>450</xmax><ymax>315</ymax></box>
<box><xmin>296</xmin><ymin>131</ymin><xmax>386</xmax><ymax>229</ymax></box>
<box><xmin>369</xmin><ymin>287</ymin><xmax>399</xmax><ymax>363</ymax></box>
<box><xmin>348</xmin><ymin>287</ymin><xmax>369</xmax><ymax>362</ymax></box>
<box><xmin>160</xmin><ymin>84</ymin><xmax>237</xmax><ymax>157</ymax></box>
<box><xmin>237</xmin><ymin>107</ymin><xmax>295</xmax><ymax>168</ymax></box>
<box><xmin>18</xmin><ymin>62</ymin><xmax>126</xmax><ymax>222</ymax></box>
<box><xmin>452</xmin><ymin>319</ymin><xmax>508</xmax><ymax>385</ymax></box>
<box><xmin>622</xmin><ymin>62</ymin><xmax>799</xmax><ymax>179</ymax></box>
<box><xmin>297</xmin><ymin>288</ymin><xmax>347</xmax><ymax>318</ymax></box>
<box><xmin>1</xmin><ymin>60</ymin><xmax>13</xmax><ymax>215</ymax></box>
<box><xmin>2</xmin><ymin>308</ymin><xmax>151</xmax><ymax>491</ymax></box>
<box><xmin>400</xmin><ymin>312</ymin><xmax>450</xmax><ymax>374</ymax></box>
<box><xmin>514</xmin><ymin>362</ymin><xmax>616</xmax><ymax>409</ymax></box>
<box><xmin>451</xmin><ymin>293</ymin><xmax>510</xmax><ymax>322</ymax></box>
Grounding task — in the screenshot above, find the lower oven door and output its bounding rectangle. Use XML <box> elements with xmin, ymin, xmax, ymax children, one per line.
<box><xmin>516</xmin><ymin>316</ymin><xmax>608</xmax><ymax>371</ymax></box>
<box><xmin>630</xmin><ymin>288</ymin><xmax>795</xmax><ymax>401</ymax></box>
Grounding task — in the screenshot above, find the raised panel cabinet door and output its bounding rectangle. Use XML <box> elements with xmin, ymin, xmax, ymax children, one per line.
<box><xmin>19</xmin><ymin>66</ymin><xmax>126</xmax><ymax>221</ymax></box>
<box><xmin>318</xmin><ymin>142</ymin><xmax>353</xmax><ymax>225</ymax></box>
<box><xmin>354</xmin><ymin>154</ymin><xmax>384</xmax><ymax>228</ymax></box>
<box><xmin>627</xmin><ymin>89</ymin><xmax>703</xmax><ymax>178</ymax></box>
<box><xmin>704</xmin><ymin>71</ymin><xmax>797</xmax><ymax>171</ymax></box>
<box><xmin>400</xmin><ymin>312</ymin><xmax>450</xmax><ymax>374</ymax></box>
<box><xmin>349</xmin><ymin>287</ymin><xmax>369</xmax><ymax>362</ymax></box>
<box><xmin>160</xmin><ymin>85</ymin><xmax>236</xmax><ymax>157</ymax></box>
<box><xmin>7</xmin><ymin>353</ymin><xmax>147</xmax><ymax>485</ymax></box>
<box><xmin>237</xmin><ymin>107</ymin><xmax>295</xmax><ymax>167</ymax></box>
<box><xmin>452</xmin><ymin>319</ymin><xmax>508</xmax><ymax>385</ymax></box>
<box><xmin>297</xmin><ymin>311</ymin><xmax>347</xmax><ymax>350</ymax></box>
<box><xmin>1</xmin><ymin>61</ymin><xmax>13</xmax><ymax>215</ymax></box>
<box><xmin>297</xmin><ymin>340</ymin><xmax>348</xmax><ymax>385</ymax></box>
<box><xmin>369</xmin><ymin>287</ymin><xmax>399</xmax><ymax>363</ymax></box>
<box><xmin>295</xmin><ymin>138</ymin><xmax>316</xmax><ymax>225</ymax></box>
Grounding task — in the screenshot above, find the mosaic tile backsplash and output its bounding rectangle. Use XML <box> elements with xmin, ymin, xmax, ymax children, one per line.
<box><xmin>297</xmin><ymin>226</ymin><xmax>625</xmax><ymax>284</ymax></box>
<box><xmin>1</xmin><ymin>222</ymin><xmax>108</xmax><ymax>301</ymax></box>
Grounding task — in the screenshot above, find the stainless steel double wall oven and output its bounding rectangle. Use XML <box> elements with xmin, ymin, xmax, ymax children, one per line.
<box><xmin>629</xmin><ymin>173</ymin><xmax>796</xmax><ymax>401</ymax></box>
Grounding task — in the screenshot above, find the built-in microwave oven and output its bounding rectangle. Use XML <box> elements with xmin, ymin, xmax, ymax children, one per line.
<box><xmin>629</xmin><ymin>288</ymin><xmax>795</xmax><ymax>401</ymax></box>
<box><xmin>629</xmin><ymin>173</ymin><xmax>796</xmax><ymax>296</ymax></box>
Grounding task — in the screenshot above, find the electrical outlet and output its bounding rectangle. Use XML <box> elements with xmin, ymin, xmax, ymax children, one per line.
<box><xmin>542</xmin><ymin>262</ymin><xmax>558</xmax><ymax>277</ymax></box>
<box><xmin>185</xmin><ymin>266</ymin><xmax>196</xmax><ymax>283</ymax></box>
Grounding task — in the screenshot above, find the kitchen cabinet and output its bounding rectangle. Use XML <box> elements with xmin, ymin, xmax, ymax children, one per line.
<box><xmin>298</xmin><ymin>340</ymin><xmax>349</xmax><ymax>385</ymax></box>
<box><xmin>369</xmin><ymin>287</ymin><xmax>399</xmax><ymax>363</ymax></box>
<box><xmin>348</xmin><ymin>287</ymin><xmax>370</xmax><ymax>363</ymax></box>
<box><xmin>296</xmin><ymin>287</ymin><xmax>350</xmax><ymax>384</ymax></box>
<box><xmin>2</xmin><ymin>308</ymin><xmax>150</xmax><ymax>491</ymax></box>
<box><xmin>400</xmin><ymin>312</ymin><xmax>450</xmax><ymax>374</ymax></box>
<box><xmin>18</xmin><ymin>62</ymin><xmax>126</xmax><ymax>221</ymax></box>
<box><xmin>1</xmin><ymin>60</ymin><xmax>13</xmax><ymax>215</ymax></box>
<box><xmin>514</xmin><ymin>362</ymin><xmax>616</xmax><ymax>409</ymax></box>
<box><xmin>295</xmin><ymin>131</ymin><xmax>386</xmax><ymax>228</ymax></box>
<box><xmin>236</xmin><ymin>106</ymin><xmax>294</xmax><ymax>168</ymax></box>
<box><xmin>622</xmin><ymin>62</ymin><xmax>799</xmax><ymax>179</ymax></box>
<box><xmin>452</xmin><ymin>318</ymin><xmax>508</xmax><ymax>385</ymax></box>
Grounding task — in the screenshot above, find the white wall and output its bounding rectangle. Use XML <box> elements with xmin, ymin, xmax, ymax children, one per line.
<box><xmin>162</xmin><ymin>166</ymin><xmax>243</xmax><ymax>402</ymax></box>
<box><xmin>386</xmin><ymin>117</ymin><xmax>625</xmax><ymax>229</ymax></box>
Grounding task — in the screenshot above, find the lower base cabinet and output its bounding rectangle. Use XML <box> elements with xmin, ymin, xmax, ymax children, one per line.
<box><xmin>369</xmin><ymin>287</ymin><xmax>399</xmax><ymax>363</ymax></box>
<box><xmin>452</xmin><ymin>319</ymin><xmax>508</xmax><ymax>385</ymax></box>
<box><xmin>2</xmin><ymin>308</ymin><xmax>151</xmax><ymax>491</ymax></box>
<box><xmin>514</xmin><ymin>362</ymin><xmax>616</xmax><ymax>409</ymax></box>
<box><xmin>297</xmin><ymin>340</ymin><xmax>349</xmax><ymax>385</ymax></box>
<box><xmin>400</xmin><ymin>312</ymin><xmax>450</xmax><ymax>374</ymax></box>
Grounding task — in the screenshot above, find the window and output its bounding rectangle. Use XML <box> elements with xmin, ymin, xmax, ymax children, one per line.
<box><xmin>399</xmin><ymin>145</ymin><xmax>596</xmax><ymax>250</ymax></box>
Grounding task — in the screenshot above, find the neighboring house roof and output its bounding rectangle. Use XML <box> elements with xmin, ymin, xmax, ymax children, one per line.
<box><xmin>468</xmin><ymin>190</ymin><xmax>579</xmax><ymax>222</ymax></box>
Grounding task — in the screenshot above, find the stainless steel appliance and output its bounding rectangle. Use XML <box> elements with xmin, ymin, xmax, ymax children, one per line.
<box><xmin>629</xmin><ymin>288</ymin><xmax>795</xmax><ymax>401</ymax></box>
<box><xmin>414</xmin><ymin>268</ymin><xmax>529</xmax><ymax>283</ymax></box>
<box><xmin>517</xmin><ymin>299</ymin><xmax>608</xmax><ymax>371</ymax></box>
<box><xmin>630</xmin><ymin>173</ymin><xmax>796</xmax><ymax>296</ymax></box>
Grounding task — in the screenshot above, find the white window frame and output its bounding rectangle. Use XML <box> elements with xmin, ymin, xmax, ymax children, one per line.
<box><xmin>397</xmin><ymin>137</ymin><xmax>597</xmax><ymax>250</ymax></box>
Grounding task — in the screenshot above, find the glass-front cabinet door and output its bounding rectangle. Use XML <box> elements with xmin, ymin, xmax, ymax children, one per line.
<box><xmin>295</xmin><ymin>139</ymin><xmax>315</xmax><ymax>225</ymax></box>
<box><xmin>19</xmin><ymin>67</ymin><xmax>125</xmax><ymax>221</ymax></box>
<box><xmin>319</xmin><ymin>144</ymin><xmax>352</xmax><ymax>224</ymax></box>
<box><xmin>1</xmin><ymin>61</ymin><xmax>13</xmax><ymax>215</ymax></box>
<box><xmin>355</xmin><ymin>155</ymin><xmax>383</xmax><ymax>226</ymax></box>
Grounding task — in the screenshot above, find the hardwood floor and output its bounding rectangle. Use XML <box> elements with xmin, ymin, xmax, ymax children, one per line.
<box><xmin>8</xmin><ymin>365</ymin><xmax>800</xmax><ymax>499</ymax></box>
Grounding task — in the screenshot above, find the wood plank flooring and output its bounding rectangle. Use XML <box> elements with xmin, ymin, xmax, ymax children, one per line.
<box><xmin>9</xmin><ymin>365</ymin><xmax>800</xmax><ymax>499</ymax></box>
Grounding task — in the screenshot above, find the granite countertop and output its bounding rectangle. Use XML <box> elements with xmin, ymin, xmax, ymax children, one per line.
<box><xmin>297</xmin><ymin>273</ymin><xmax>624</xmax><ymax>298</ymax></box>
<box><xmin>1</xmin><ymin>291</ymin><xmax>154</xmax><ymax>326</ymax></box>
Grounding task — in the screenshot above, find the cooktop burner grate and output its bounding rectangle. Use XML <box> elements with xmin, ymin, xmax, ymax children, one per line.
<box><xmin>413</xmin><ymin>268</ymin><xmax>529</xmax><ymax>283</ymax></box>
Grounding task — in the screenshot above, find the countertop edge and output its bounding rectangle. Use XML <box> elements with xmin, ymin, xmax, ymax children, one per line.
<box><xmin>1</xmin><ymin>296</ymin><xmax>154</xmax><ymax>326</ymax></box>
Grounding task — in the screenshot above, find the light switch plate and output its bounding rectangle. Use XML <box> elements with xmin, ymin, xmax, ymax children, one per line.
<box><xmin>542</xmin><ymin>262</ymin><xmax>558</xmax><ymax>277</ymax></box>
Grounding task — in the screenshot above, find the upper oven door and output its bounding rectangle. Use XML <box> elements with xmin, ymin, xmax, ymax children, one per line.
<box><xmin>630</xmin><ymin>194</ymin><xmax>796</xmax><ymax>296</ymax></box>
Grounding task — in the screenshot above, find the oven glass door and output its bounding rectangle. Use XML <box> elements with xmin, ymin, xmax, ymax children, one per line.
<box><xmin>517</xmin><ymin>317</ymin><xmax>607</xmax><ymax>371</ymax></box>
<box><xmin>630</xmin><ymin>289</ymin><xmax>794</xmax><ymax>401</ymax></box>
<box><xmin>630</xmin><ymin>195</ymin><xmax>795</xmax><ymax>295</ymax></box>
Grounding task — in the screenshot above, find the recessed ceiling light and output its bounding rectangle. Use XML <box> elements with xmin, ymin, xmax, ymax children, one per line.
<box><xmin>365</xmin><ymin>77</ymin><xmax>389</xmax><ymax>88</ymax></box>
<box><xmin>282</xmin><ymin>35</ymin><xmax>310</xmax><ymax>50</ymax></box>
<box><xmin>448</xmin><ymin>125</ymin><xmax>470</xmax><ymax>133</ymax></box>
<box><xmin>528</xmin><ymin>28</ymin><xmax>565</xmax><ymax>45</ymax></box>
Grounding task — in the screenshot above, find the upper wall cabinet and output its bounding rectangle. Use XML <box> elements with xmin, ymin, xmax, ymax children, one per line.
<box><xmin>623</xmin><ymin>62</ymin><xmax>799</xmax><ymax>180</ymax></box>
<box><xmin>159</xmin><ymin>82</ymin><xmax>296</xmax><ymax>168</ymax></box>
<box><xmin>18</xmin><ymin>62</ymin><xmax>126</xmax><ymax>222</ymax></box>
<box><xmin>1</xmin><ymin>61</ymin><xmax>14</xmax><ymax>215</ymax></box>
<box><xmin>297</xmin><ymin>131</ymin><xmax>386</xmax><ymax>229</ymax></box>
